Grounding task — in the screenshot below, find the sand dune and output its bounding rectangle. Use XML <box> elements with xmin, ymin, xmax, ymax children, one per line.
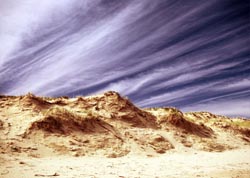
<box><xmin>0</xmin><ymin>91</ymin><xmax>249</xmax><ymax>177</ymax></box>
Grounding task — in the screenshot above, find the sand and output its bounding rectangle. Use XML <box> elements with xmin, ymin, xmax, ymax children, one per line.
<box><xmin>1</xmin><ymin>149</ymin><xmax>250</xmax><ymax>178</ymax></box>
<box><xmin>0</xmin><ymin>91</ymin><xmax>250</xmax><ymax>178</ymax></box>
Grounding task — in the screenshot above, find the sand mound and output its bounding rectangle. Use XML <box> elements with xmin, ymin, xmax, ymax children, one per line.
<box><xmin>146</xmin><ymin>107</ymin><xmax>213</xmax><ymax>137</ymax></box>
<box><xmin>73</xmin><ymin>91</ymin><xmax>158</xmax><ymax>128</ymax></box>
<box><xmin>186</xmin><ymin>112</ymin><xmax>250</xmax><ymax>140</ymax></box>
<box><xmin>127</xmin><ymin>131</ymin><xmax>174</xmax><ymax>154</ymax></box>
<box><xmin>20</xmin><ymin>93</ymin><xmax>51</xmax><ymax>111</ymax></box>
<box><xmin>0</xmin><ymin>95</ymin><xmax>18</xmax><ymax>108</ymax></box>
<box><xmin>102</xmin><ymin>91</ymin><xmax>157</xmax><ymax>128</ymax></box>
<box><xmin>26</xmin><ymin>107</ymin><xmax>120</xmax><ymax>137</ymax></box>
<box><xmin>167</xmin><ymin>112</ymin><xmax>213</xmax><ymax>137</ymax></box>
<box><xmin>17</xmin><ymin>107</ymin><xmax>127</xmax><ymax>157</ymax></box>
<box><xmin>0</xmin><ymin>92</ymin><xmax>249</xmax><ymax>159</ymax></box>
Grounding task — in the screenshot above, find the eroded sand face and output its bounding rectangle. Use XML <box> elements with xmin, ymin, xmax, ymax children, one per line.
<box><xmin>0</xmin><ymin>92</ymin><xmax>250</xmax><ymax>177</ymax></box>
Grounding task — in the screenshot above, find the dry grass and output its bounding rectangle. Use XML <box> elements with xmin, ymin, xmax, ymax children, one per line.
<box><xmin>0</xmin><ymin>119</ymin><xmax>3</xmax><ymax>129</ymax></box>
<box><xmin>155</xmin><ymin>110</ymin><xmax>214</xmax><ymax>138</ymax></box>
<box><xmin>231</xmin><ymin>120</ymin><xmax>250</xmax><ymax>128</ymax></box>
<box><xmin>28</xmin><ymin>107</ymin><xmax>112</xmax><ymax>134</ymax></box>
<box><xmin>1</xmin><ymin>92</ymin><xmax>249</xmax><ymax>160</ymax></box>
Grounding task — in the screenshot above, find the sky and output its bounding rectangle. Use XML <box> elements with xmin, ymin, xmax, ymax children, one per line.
<box><xmin>0</xmin><ymin>0</ymin><xmax>249</xmax><ymax>117</ymax></box>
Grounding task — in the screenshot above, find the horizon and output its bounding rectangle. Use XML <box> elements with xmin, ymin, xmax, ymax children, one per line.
<box><xmin>0</xmin><ymin>0</ymin><xmax>249</xmax><ymax>117</ymax></box>
<box><xmin>1</xmin><ymin>91</ymin><xmax>249</xmax><ymax>119</ymax></box>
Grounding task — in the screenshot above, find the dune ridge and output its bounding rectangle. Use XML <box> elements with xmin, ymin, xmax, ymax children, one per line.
<box><xmin>0</xmin><ymin>91</ymin><xmax>249</xmax><ymax>158</ymax></box>
<box><xmin>1</xmin><ymin>91</ymin><xmax>250</xmax><ymax>177</ymax></box>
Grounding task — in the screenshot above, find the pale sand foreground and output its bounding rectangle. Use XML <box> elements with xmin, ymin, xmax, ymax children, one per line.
<box><xmin>1</xmin><ymin>149</ymin><xmax>250</xmax><ymax>178</ymax></box>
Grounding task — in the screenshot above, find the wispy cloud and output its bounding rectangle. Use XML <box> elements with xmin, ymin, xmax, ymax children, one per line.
<box><xmin>0</xmin><ymin>0</ymin><xmax>249</xmax><ymax>117</ymax></box>
<box><xmin>182</xmin><ymin>99</ymin><xmax>250</xmax><ymax>118</ymax></box>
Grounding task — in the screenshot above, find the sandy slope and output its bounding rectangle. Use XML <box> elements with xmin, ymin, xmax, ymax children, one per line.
<box><xmin>0</xmin><ymin>91</ymin><xmax>250</xmax><ymax>178</ymax></box>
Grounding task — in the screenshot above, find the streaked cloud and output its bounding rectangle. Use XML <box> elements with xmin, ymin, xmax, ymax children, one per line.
<box><xmin>0</xmin><ymin>0</ymin><xmax>249</xmax><ymax>117</ymax></box>
<box><xmin>182</xmin><ymin>99</ymin><xmax>250</xmax><ymax>118</ymax></box>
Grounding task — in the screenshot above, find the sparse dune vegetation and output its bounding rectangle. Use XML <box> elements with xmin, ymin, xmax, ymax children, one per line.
<box><xmin>0</xmin><ymin>91</ymin><xmax>250</xmax><ymax>177</ymax></box>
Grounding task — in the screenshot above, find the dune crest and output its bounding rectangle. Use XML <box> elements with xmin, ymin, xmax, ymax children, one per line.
<box><xmin>0</xmin><ymin>91</ymin><xmax>249</xmax><ymax>158</ymax></box>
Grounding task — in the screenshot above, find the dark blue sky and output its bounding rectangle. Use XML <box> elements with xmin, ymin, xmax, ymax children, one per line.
<box><xmin>0</xmin><ymin>0</ymin><xmax>249</xmax><ymax>117</ymax></box>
